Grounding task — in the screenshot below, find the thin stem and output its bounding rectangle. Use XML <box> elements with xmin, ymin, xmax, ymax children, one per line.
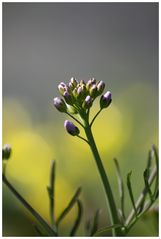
<box><xmin>3</xmin><ymin>174</ymin><xmax>57</xmax><ymax>236</ymax></box>
<box><xmin>125</xmin><ymin>166</ymin><xmax>157</xmax><ymax>227</ymax></box>
<box><xmin>90</xmin><ymin>109</ymin><xmax>102</xmax><ymax>127</ymax></box>
<box><xmin>48</xmin><ymin>161</ymin><xmax>56</xmax><ymax>229</ymax></box>
<box><xmin>77</xmin><ymin>135</ymin><xmax>89</xmax><ymax>145</ymax></box>
<box><xmin>66</xmin><ymin>112</ymin><xmax>84</xmax><ymax>128</ymax></box>
<box><xmin>3</xmin><ymin>162</ymin><xmax>7</xmax><ymax>177</ymax></box>
<box><xmin>83</xmin><ymin>120</ymin><xmax>123</xmax><ymax>236</ymax></box>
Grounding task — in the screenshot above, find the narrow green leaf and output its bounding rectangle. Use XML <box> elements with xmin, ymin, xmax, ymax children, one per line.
<box><xmin>56</xmin><ymin>187</ymin><xmax>82</xmax><ymax>226</ymax></box>
<box><xmin>47</xmin><ymin>160</ymin><xmax>56</xmax><ymax>229</ymax></box>
<box><xmin>154</xmin><ymin>189</ymin><xmax>159</xmax><ymax>200</ymax></box>
<box><xmin>138</xmin><ymin>190</ymin><xmax>146</xmax><ymax>214</ymax></box>
<box><xmin>152</xmin><ymin>145</ymin><xmax>159</xmax><ymax>199</ymax></box>
<box><xmin>3</xmin><ymin>175</ymin><xmax>57</xmax><ymax>236</ymax></box>
<box><xmin>127</xmin><ymin>171</ymin><xmax>137</xmax><ymax>216</ymax></box>
<box><xmin>93</xmin><ymin>224</ymin><xmax>122</xmax><ymax>236</ymax></box>
<box><xmin>144</xmin><ymin>169</ymin><xmax>153</xmax><ymax>203</ymax></box>
<box><xmin>50</xmin><ymin>161</ymin><xmax>56</xmax><ymax>195</ymax></box>
<box><xmin>70</xmin><ymin>200</ymin><xmax>83</xmax><ymax>236</ymax></box>
<box><xmin>113</xmin><ymin>158</ymin><xmax>125</xmax><ymax>221</ymax></box>
<box><xmin>138</xmin><ymin>148</ymin><xmax>154</xmax><ymax>213</ymax></box>
<box><xmin>146</xmin><ymin>149</ymin><xmax>153</xmax><ymax>173</ymax></box>
<box><xmin>90</xmin><ymin>209</ymin><xmax>101</xmax><ymax>236</ymax></box>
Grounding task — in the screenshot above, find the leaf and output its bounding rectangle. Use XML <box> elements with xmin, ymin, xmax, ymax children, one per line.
<box><xmin>93</xmin><ymin>224</ymin><xmax>122</xmax><ymax>236</ymax></box>
<box><xmin>113</xmin><ymin>158</ymin><xmax>125</xmax><ymax>220</ymax></box>
<box><xmin>127</xmin><ymin>171</ymin><xmax>137</xmax><ymax>216</ymax></box>
<box><xmin>90</xmin><ymin>209</ymin><xmax>101</xmax><ymax>236</ymax></box>
<box><xmin>70</xmin><ymin>199</ymin><xmax>83</xmax><ymax>236</ymax></box>
<box><xmin>152</xmin><ymin>145</ymin><xmax>159</xmax><ymax>199</ymax></box>
<box><xmin>47</xmin><ymin>160</ymin><xmax>56</xmax><ymax>199</ymax></box>
<box><xmin>47</xmin><ymin>160</ymin><xmax>56</xmax><ymax>229</ymax></box>
<box><xmin>3</xmin><ymin>175</ymin><xmax>57</xmax><ymax>236</ymax></box>
<box><xmin>143</xmin><ymin>169</ymin><xmax>153</xmax><ymax>203</ymax></box>
<box><xmin>56</xmin><ymin>186</ymin><xmax>82</xmax><ymax>226</ymax></box>
<box><xmin>146</xmin><ymin>149</ymin><xmax>153</xmax><ymax>173</ymax></box>
<box><xmin>138</xmin><ymin>148</ymin><xmax>155</xmax><ymax>213</ymax></box>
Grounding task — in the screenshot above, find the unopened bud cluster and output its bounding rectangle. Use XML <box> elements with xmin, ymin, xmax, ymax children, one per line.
<box><xmin>53</xmin><ymin>77</ymin><xmax>112</xmax><ymax>137</ymax></box>
<box><xmin>53</xmin><ymin>77</ymin><xmax>112</xmax><ymax>114</ymax></box>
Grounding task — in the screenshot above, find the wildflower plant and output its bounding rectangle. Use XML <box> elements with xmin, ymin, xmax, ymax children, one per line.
<box><xmin>2</xmin><ymin>78</ymin><xmax>158</xmax><ymax>236</ymax></box>
<box><xmin>53</xmin><ymin>77</ymin><xmax>159</xmax><ymax>236</ymax></box>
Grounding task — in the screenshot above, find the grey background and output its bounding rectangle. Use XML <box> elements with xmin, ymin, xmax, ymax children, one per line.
<box><xmin>3</xmin><ymin>2</ymin><xmax>158</xmax><ymax>121</ymax></box>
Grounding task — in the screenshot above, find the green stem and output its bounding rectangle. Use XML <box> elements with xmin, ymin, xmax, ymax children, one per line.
<box><xmin>3</xmin><ymin>174</ymin><xmax>57</xmax><ymax>236</ymax></box>
<box><xmin>66</xmin><ymin>112</ymin><xmax>84</xmax><ymax>128</ymax></box>
<box><xmin>77</xmin><ymin>135</ymin><xmax>89</xmax><ymax>144</ymax></box>
<box><xmin>83</xmin><ymin>120</ymin><xmax>123</xmax><ymax>236</ymax></box>
<box><xmin>48</xmin><ymin>161</ymin><xmax>56</xmax><ymax>229</ymax></box>
<box><xmin>90</xmin><ymin>109</ymin><xmax>102</xmax><ymax>127</ymax></box>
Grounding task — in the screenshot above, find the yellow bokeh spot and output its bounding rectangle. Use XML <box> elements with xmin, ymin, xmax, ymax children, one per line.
<box><xmin>3</xmin><ymin>98</ymin><xmax>76</xmax><ymax>224</ymax></box>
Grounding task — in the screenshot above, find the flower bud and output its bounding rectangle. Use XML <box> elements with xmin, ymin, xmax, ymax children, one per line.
<box><xmin>89</xmin><ymin>84</ymin><xmax>97</xmax><ymax>98</ymax></box>
<box><xmin>64</xmin><ymin>120</ymin><xmax>80</xmax><ymax>136</ymax></box>
<box><xmin>70</xmin><ymin>77</ymin><xmax>78</xmax><ymax>87</ymax></box>
<box><xmin>86</xmin><ymin>79</ymin><xmax>92</xmax><ymax>90</ymax></box>
<box><xmin>58</xmin><ymin>82</ymin><xmax>67</xmax><ymax>95</ymax></box>
<box><xmin>97</xmin><ymin>81</ymin><xmax>105</xmax><ymax>95</ymax></box>
<box><xmin>80</xmin><ymin>80</ymin><xmax>85</xmax><ymax>85</ymax></box>
<box><xmin>81</xmin><ymin>84</ymin><xmax>86</xmax><ymax>93</ymax></box>
<box><xmin>63</xmin><ymin>91</ymin><xmax>73</xmax><ymax>105</ymax></box>
<box><xmin>72</xmin><ymin>88</ymin><xmax>78</xmax><ymax>98</ymax></box>
<box><xmin>2</xmin><ymin>144</ymin><xmax>12</xmax><ymax>160</ymax></box>
<box><xmin>91</xmin><ymin>78</ymin><xmax>96</xmax><ymax>84</ymax></box>
<box><xmin>67</xmin><ymin>105</ymin><xmax>77</xmax><ymax>114</ymax></box>
<box><xmin>82</xmin><ymin>95</ymin><xmax>93</xmax><ymax>109</ymax></box>
<box><xmin>77</xmin><ymin>86</ymin><xmax>84</xmax><ymax>99</ymax></box>
<box><xmin>53</xmin><ymin>97</ymin><xmax>67</xmax><ymax>112</ymax></box>
<box><xmin>68</xmin><ymin>82</ymin><xmax>75</xmax><ymax>90</ymax></box>
<box><xmin>100</xmin><ymin>91</ymin><xmax>112</xmax><ymax>109</ymax></box>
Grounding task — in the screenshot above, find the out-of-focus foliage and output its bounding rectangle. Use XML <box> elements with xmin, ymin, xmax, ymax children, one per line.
<box><xmin>3</xmin><ymin>80</ymin><xmax>158</xmax><ymax>236</ymax></box>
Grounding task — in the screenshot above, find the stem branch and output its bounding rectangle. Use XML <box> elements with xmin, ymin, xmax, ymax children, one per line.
<box><xmin>77</xmin><ymin>135</ymin><xmax>89</xmax><ymax>144</ymax></box>
<box><xmin>66</xmin><ymin>112</ymin><xmax>84</xmax><ymax>128</ymax></box>
<box><xmin>90</xmin><ymin>109</ymin><xmax>102</xmax><ymax>127</ymax></box>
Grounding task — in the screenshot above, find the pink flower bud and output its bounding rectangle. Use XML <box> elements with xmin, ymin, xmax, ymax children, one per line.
<box><xmin>64</xmin><ymin>120</ymin><xmax>80</xmax><ymax>136</ymax></box>
<box><xmin>100</xmin><ymin>91</ymin><xmax>112</xmax><ymax>109</ymax></box>
<box><xmin>53</xmin><ymin>97</ymin><xmax>67</xmax><ymax>112</ymax></box>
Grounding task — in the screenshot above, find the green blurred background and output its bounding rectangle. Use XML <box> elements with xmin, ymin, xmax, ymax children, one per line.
<box><xmin>3</xmin><ymin>2</ymin><xmax>158</xmax><ymax>236</ymax></box>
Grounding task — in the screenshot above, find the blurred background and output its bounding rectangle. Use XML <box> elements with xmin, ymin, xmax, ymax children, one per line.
<box><xmin>3</xmin><ymin>2</ymin><xmax>158</xmax><ymax>236</ymax></box>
